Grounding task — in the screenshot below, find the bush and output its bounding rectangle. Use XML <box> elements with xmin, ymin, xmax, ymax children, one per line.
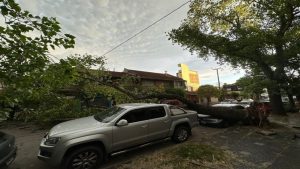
<box><xmin>84</xmin><ymin>84</ymin><xmax>135</xmax><ymax>104</ymax></box>
<box><xmin>165</xmin><ymin>88</ymin><xmax>186</xmax><ymax>97</ymax></box>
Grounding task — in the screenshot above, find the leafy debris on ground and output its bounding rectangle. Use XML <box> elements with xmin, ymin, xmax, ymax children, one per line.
<box><xmin>117</xmin><ymin>142</ymin><xmax>234</xmax><ymax>169</ymax></box>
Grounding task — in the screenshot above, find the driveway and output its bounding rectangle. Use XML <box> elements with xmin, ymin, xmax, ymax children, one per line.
<box><xmin>1</xmin><ymin>122</ymin><xmax>300</xmax><ymax>169</ymax></box>
<box><xmin>1</xmin><ymin>124</ymin><xmax>49</xmax><ymax>169</ymax></box>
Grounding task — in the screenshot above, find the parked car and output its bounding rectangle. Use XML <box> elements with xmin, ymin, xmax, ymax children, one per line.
<box><xmin>238</xmin><ymin>99</ymin><xmax>253</xmax><ymax>108</ymax></box>
<box><xmin>38</xmin><ymin>103</ymin><xmax>198</xmax><ymax>169</ymax></box>
<box><xmin>220</xmin><ymin>99</ymin><xmax>238</xmax><ymax>104</ymax></box>
<box><xmin>198</xmin><ymin>104</ymin><xmax>245</xmax><ymax>128</ymax></box>
<box><xmin>0</xmin><ymin>131</ymin><xmax>17</xmax><ymax>168</ymax></box>
<box><xmin>212</xmin><ymin>103</ymin><xmax>245</xmax><ymax>109</ymax></box>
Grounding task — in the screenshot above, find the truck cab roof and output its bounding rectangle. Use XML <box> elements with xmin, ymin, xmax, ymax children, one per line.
<box><xmin>118</xmin><ymin>103</ymin><xmax>168</xmax><ymax>109</ymax></box>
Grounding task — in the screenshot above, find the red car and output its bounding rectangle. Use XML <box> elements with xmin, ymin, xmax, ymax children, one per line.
<box><xmin>256</xmin><ymin>101</ymin><xmax>272</xmax><ymax>114</ymax></box>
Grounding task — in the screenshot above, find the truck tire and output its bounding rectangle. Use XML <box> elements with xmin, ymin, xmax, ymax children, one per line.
<box><xmin>172</xmin><ymin>126</ymin><xmax>190</xmax><ymax>143</ymax></box>
<box><xmin>61</xmin><ymin>145</ymin><xmax>104</xmax><ymax>169</ymax></box>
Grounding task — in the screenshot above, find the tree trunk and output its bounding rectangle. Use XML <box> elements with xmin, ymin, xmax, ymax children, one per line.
<box><xmin>206</xmin><ymin>97</ymin><xmax>210</xmax><ymax>106</ymax></box>
<box><xmin>268</xmin><ymin>88</ymin><xmax>286</xmax><ymax>115</ymax></box>
<box><xmin>7</xmin><ymin>111</ymin><xmax>15</xmax><ymax>121</ymax></box>
<box><xmin>7</xmin><ymin>106</ymin><xmax>18</xmax><ymax>121</ymax></box>
<box><xmin>287</xmin><ymin>93</ymin><xmax>295</xmax><ymax>110</ymax></box>
<box><xmin>296</xmin><ymin>94</ymin><xmax>300</xmax><ymax>112</ymax></box>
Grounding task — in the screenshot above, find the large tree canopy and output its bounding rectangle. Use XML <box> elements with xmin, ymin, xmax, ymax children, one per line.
<box><xmin>198</xmin><ymin>85</ymin><xmax>219</xmax><ymax>105</ymax></box>
<box><xmin>0</xmin><ymin>0</ymin><xmax>76</xmax><ymax>119</ymax></box>
<box><xmin>236</xmin><ymin>75</ymin><xmax>268</xmax><ymax>99</ymax></box>
<box><xmin>0</xmin><ymin>0</ymin><xmax>75</xmax><ymax>84</ymax></box>
<box><xmin>169</xmin><ymin>0</ymin><xmax>300</xmax><ymax>114</ymax></box>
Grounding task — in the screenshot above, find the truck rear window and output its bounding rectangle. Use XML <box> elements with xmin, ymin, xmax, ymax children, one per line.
<box><xmin>170</xmin><ymin>107</ymin><xmax>186</xmax><ymax>115</ymax></box>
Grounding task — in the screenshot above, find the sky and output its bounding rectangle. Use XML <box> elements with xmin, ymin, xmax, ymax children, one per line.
<box><xmin>17</xmin><ymin>0</ymin><xmax>245</xmax><ymax>86</ymax></box>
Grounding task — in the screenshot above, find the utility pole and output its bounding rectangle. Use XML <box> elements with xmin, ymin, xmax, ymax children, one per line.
<box><xmin>212</xmin><ymin>68</ymin><xmax>221</xmax><ymax>90</ymax></box>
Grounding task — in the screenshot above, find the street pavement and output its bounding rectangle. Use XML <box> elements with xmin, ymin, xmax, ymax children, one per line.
<box><xmin>196</xmin><ymin>125</ymin><xmax>300</xmax><ymax>169</ymax></box>
<box><xmin>1</xmin><ymin>120</ymin><xmax>300</xmax><ymax>169</ymax></box>
<box><xmin>269</xmin><ymin>113</ymin><xmax>300</xmax><ymax>128</ymax></box>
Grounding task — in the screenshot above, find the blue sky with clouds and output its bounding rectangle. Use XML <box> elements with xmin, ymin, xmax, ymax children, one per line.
<box><xmin>17</xmin><ymin>0</ymin><xmax>245</xmax><ymax>86</ymax></box>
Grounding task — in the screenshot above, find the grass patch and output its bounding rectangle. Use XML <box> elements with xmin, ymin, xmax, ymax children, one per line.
<box><xmin>174</xmin><ymin>143</ymin><xmax>225</xmax><ymax>162</ymax></box>
<box><xmin>118</xmin><ymin>142</ymin><xmax>233</xmax><ymax>169</ymax></box>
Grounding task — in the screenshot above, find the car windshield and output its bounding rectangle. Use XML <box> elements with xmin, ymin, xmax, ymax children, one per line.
<box><xmin>94</xmin><ymin>106</ymin><xmax>126</xmax><ymax>123</ymax></box>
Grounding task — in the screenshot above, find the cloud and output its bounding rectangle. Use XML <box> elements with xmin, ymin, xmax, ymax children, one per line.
<box><xmin>17</xmin><ymin>0</ymin><xmax>245</xmax><ymax>85</ymax></box>
<box><xmin>16</xmin><ymin>0</ymin><xmax>39</xmax><ymax>14</ymax></box>
<box><xmin>95</xmin><ymin>0</ymin><xmax>110</xmax><ymax>7</ymax></box>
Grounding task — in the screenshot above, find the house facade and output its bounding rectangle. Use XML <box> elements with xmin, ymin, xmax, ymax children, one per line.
<box><xmin>177</xmin><ymin>64</ymin><xmax>201</xmax><ymax>103</ymax></box>
<box><xmin>108</xmin><ymin>69</ymin><xmax>186</xmax><ymax>89</ymax></box>
<box><xmin>177</xmin><ymin>64</ymin><xmax>200</xmax><ymax>92</ymax></box>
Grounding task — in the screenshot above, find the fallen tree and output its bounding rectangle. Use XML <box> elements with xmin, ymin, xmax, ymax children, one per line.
<box><xmin>139</xmin><ymin>93</ymin><xmax>248</xmax><ymax>121</ymax></box>
<box><xmin>51</xmin><ymin>69</ymin><xmax>261</xmax><ymax>126</ymax></box>
<box><xmin>83</xmin><ymin>75</ymin><xmax>250</xmax><ymax>121</ymax></box>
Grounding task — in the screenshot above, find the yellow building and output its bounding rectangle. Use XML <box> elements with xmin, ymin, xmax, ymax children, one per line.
<box><xmin>177</xmin><ymin>64</ymin><xmax>200</xmax><ymax>92</ymax></box>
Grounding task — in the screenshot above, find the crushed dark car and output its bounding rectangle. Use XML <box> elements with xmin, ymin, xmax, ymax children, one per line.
<box><xmin>198</xmin><ymin>103</ymin><xmax>245</xmax><ymax>128</ymax></box>
<box><xmin>0</xmin><ymin>131</ymin><xmax>17</xmax><ymax>168</ymax></box>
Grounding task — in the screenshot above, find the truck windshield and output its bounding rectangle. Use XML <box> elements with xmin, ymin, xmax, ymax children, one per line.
<box><xmin>94</xmin><ymin>106</ymin><xmax>125</xmax><ymax>123</ymax></box>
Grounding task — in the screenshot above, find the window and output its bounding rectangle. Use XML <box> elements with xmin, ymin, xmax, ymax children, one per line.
<box><xmin>170</xmin><ymin>107</ymin><xmax>186</xmax><ymax>115</ymax></box>
<box><xmin>94</xmin><ymin>106</ymin><xmax>126</xmax><ymax>123</ymax></box>
<box><xmin>189</xmin><ymin>73</ymin><xmax>199</xmax><ymax>83</ymax></box>
<box><xmin>148</xmin><ymin>106</ymin><xmax>166</xmax><ymax>119</ymax></box>
<box><xmin>121</xmin><ymin>108</ymin><xmax>148</xmax><ymax>123</ymax></box>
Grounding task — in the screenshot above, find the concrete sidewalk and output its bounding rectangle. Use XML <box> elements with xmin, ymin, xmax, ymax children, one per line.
<box><xmin>269</xmin><ymin>113</ymin><xmax>300</xmax><ymax>128</ymax></box>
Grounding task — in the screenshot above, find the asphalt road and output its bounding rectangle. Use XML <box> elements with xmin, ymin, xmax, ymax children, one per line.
<box><xmin>198</xmin><ymin>125</ymin><xmax>300</xmax><ymax>169</ymax></box>
<box><xmin>1</xmin><ymin>122</ymin><xmax>300</xmax><ymax>169</ymax></box>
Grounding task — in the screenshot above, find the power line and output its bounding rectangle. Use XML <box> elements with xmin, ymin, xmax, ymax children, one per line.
<box><xmin>100</xmin><ymin>0</ymin><xmax>191</xmax><ymax>57</ymax></box>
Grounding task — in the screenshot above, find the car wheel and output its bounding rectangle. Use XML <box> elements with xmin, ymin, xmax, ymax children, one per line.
<box><xmin>62</xmin><ymin>145</ymin><xmax>103</xmax><ymax>169</ymax></box>
<box><xmin>172</xmin><ymin>126</ymin><xmax>190</xmax><ymax>143</ymax></box>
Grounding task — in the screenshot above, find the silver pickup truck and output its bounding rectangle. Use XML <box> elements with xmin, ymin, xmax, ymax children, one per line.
<box><xmin>38</xmin><ymin>103</ymin><xmax>198</xmax><ymax>169</ymax></box>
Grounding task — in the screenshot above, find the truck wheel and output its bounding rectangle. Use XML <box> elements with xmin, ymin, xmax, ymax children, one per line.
<box><xmin>172</xmin><ymin>126</ymin><xmax>190</xmax><ymax>143</ymax></box>
<box><xmin>62</xmin><ymin>145</ymin><xmax>103</xmax><ymax>169</ymax></box>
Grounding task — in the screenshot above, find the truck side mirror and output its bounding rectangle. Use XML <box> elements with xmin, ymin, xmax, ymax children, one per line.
<box><xmin>116</xmin><ymin>119</ymin><xmax>128</xmax><ymax>127</ymax></box>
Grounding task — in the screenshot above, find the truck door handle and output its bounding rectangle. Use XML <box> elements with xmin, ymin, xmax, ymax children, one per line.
<box><xmin>141</xmin><ymin>125</ymin><xmax>148</xmax><ymax>128</ymax></box>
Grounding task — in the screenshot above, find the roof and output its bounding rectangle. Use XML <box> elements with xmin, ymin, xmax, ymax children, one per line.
<box><xmin>118</xmin><ymin>103</ymin><xmax>167</xmax><ymax>109</ymax></box>
<box><xmin>124</xmin><ymin>69</ymin><xmax>184</xmax><ymax>82</ymax></box>
<box><xmin>107</xmin><ymin>71</ymin><xmax>127</xmax><ymax>78</ymax></box>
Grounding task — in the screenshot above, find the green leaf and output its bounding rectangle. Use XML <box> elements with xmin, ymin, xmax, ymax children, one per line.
<box><xmin>0</xmin><ymin>26</ymin><xmax>5</xmax><ymax>32</ymax></box>
<box><xmin>65</xmin><ymin>34</ymin><xmax>75</xmax><ymax>39</ymax></box>
<box><xmin>1</xmin><ymin>6</ymin><xmax>8</xmax><ymax>15</ymax></box>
